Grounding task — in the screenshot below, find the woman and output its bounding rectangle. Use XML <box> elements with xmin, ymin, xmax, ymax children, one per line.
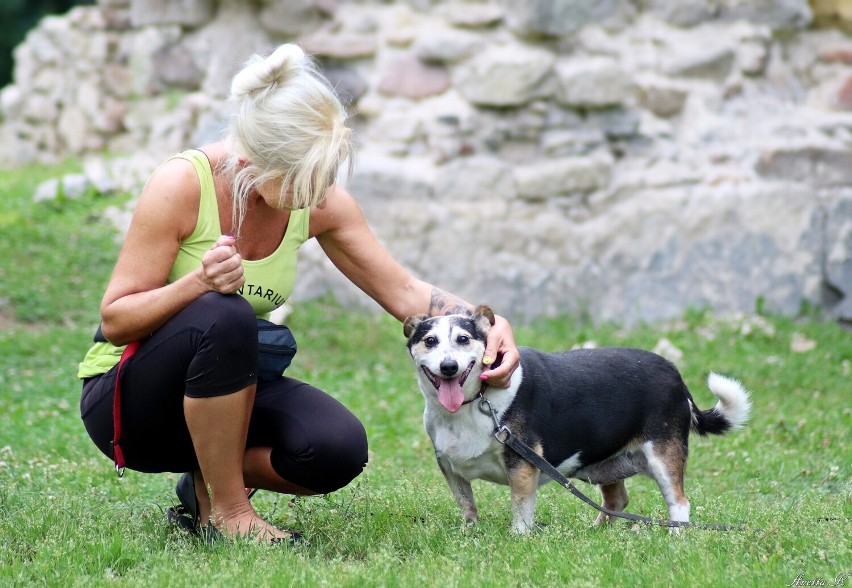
<box><xmin>78</xmin><ymin>44</ymin><xmax>519</xmax><ymax>544</ymax></box>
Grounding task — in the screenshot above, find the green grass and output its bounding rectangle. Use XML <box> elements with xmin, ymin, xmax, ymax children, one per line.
<box><xmin>0</xmin><ymin>162</ymin><xmax>849</xmax><ymax>587</ymax></box>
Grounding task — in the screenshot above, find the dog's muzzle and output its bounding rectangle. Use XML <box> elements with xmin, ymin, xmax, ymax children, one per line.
<box><xmin>421</xmin><ymin>360</ymin><xmax>476</xmax><ymax>413</ymax></box>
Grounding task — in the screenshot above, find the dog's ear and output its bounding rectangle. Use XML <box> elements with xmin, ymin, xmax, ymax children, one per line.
<box><xmin>403</xmin><ymin>314</ymin><xmax>428</xmax><ymax>338</ymax></box>
<box><xmin>473</xmin><ymin>305</ymin><xmax>496</xmax><ymax>331</ymax></box>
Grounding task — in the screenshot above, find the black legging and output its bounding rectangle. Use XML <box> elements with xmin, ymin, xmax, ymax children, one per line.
<box><xmin>80</xmin><ymin>293</ymin><xmax>368</xmax><ymax>494</ymax></box>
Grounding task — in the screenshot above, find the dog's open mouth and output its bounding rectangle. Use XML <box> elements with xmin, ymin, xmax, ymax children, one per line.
<box><xmin>421</xmin><ymin>360</ymin><xmax>476</xmax><ymax>413</ymax></box>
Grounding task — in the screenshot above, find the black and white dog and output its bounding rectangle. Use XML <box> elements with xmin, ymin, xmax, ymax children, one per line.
<box><xmin>403</xmin><ymin>306</ymin><xmax>751</xmax><ymax>534</ymax></box>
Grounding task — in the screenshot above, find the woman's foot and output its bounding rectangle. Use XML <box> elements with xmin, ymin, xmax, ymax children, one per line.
<box><xmin>211</xmin><ymin>505</ymin><xmax>301</xmax><ymax>543</ymax></box>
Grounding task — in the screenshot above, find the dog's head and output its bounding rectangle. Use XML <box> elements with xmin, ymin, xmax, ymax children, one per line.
<box><xmin>403</xmin><ymin>305</ymin><xmax>495</xmax><ymax>413</ymax></box>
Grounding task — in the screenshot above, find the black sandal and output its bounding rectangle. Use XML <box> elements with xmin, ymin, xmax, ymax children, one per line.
<box><xmin>167</xmin><ymin>472</ymin><xmax>200</xmax><ymax>535</ymax></box>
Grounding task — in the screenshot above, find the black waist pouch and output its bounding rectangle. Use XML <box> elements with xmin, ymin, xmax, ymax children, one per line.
<box><xmin>257</xmin><ymin>318</ymin><xmax>297</xmax><ymax>382</ymax></box>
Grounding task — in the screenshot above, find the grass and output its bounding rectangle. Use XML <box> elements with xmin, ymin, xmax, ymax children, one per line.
<box><xmin>0</xmin><ymin>161</ymin><xmax>849</xmax><ymax>587</ymax></box>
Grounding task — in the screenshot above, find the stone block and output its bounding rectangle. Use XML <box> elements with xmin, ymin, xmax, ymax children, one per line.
<box><xmin>260</xmin><ymin>0</ymin><xmax>325</xmax><ymax>36</ymax></box>
<box><xmin>514</xmin><ymin>154</ymin><xmax>613</xmax><ymax>199</ymax></box>
<box><xmin>500</xmin><ymin>0</ymin><xmax>635</xmax><ymax>36</ymax></box>
<box><xmin>756</xmin><ymin>145</ymin><xmax>852</xmax><ymax>187</ymax></box>
<box><xmin>444</xmin><ymin>2</ymin><xmax>504</xmax><ymax>27</ymax></box>
<box><xmin>717</xmin><ymin>0</ymin><xmax>812</xmax><ymax>29</ymax></box>
<box><xmin>413</xmin><ymin>27</ymin><xmax>483</xmax><ymax>63</ymax></box>
<box><xmin>433</xmin><ymin>155</ymin><xmax>516</xmax><ymax>202</ymax></box>
<box><xmin>456</xmin><ymin>43</ymin><xmax>555</xmax><ymax>107</ymax></box>
<box><xmin>378</xmin><ymin>55</ymin><xmax>451</xmax><ymax>99</ymax></box>
<box><xmin>555</xmin><ymin>57</ymin><xmax>634</xmax><ymax>109</ymax></box>
<box><xmin>299</xmin><ymin>30</ymin><xmax>377</xmax><ymax>58</ymax></box>
<box><xmin>321</xmin><ymin>66</ymin><xmax>368</xmax><ymax>104</ymax></box>
<box><xmin>130</xmin><ymin>0</ymin><xmax>215</xmax><ymax>28</ymax></box>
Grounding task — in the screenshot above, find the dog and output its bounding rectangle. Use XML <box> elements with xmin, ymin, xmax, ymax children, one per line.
<box><xmin>403</xmin><ymin>305</ymin><xmax>751</xmax><ymax>534</ymax></box>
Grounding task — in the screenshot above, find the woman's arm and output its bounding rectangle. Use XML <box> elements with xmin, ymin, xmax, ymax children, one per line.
<box><xmin>311</xmin><ymin>187</ymin><xmax>519</xmax><ymax>386</ymax></box>
<box><xmin>99</xmin><ymin>159</ymin><xmax>244</xmax><ymax>345</ymax></box>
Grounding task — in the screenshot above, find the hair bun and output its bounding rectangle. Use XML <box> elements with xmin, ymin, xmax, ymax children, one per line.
<box><xmin>230</xmin><ymin>44</ymin><xmax>306</xmax><ymax>99</ymax></box>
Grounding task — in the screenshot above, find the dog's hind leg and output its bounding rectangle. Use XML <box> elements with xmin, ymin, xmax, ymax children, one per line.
<box><xmin>641</xmin><ymin>440</ymin><xmax>690</xmax><ymax>528</ymax></box>
<box><xmin>593</xmin><ymin>480</ymin><xmax>630</xmax><ymax>526</ymax></box>
<box><xmin>507</xmin><ymin>451</ymin><xmax>542</xmax><ymax>534</ymax></box>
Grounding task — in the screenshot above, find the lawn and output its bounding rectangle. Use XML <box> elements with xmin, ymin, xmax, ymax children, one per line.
<box><xmin>0</xmin><ymin>162</ymin><xmax>849</xmax><ymax>587</ymax></box>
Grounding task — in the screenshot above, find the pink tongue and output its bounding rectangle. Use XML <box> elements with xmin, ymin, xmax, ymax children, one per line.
<box><xmin>438</xmin><ymin>379</ymin><xmax>464</xmax><ymax>413</ymax></box>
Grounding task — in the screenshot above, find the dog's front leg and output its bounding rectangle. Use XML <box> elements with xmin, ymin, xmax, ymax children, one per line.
<box><xmin>436</xmin><ymin>454</ymin><xmax>478</xmax><ymax>524</ymax></box>
<box><xmin>508</xmin><ymin>460</ymin><xmax>541</xmax><ymax>534</ymax></box>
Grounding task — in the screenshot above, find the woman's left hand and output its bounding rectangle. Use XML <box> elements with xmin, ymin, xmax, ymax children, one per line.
<box><xmin>479</xmin><ymin>314</ymin><xmax>519</xmax><ymax>388</ymax></box>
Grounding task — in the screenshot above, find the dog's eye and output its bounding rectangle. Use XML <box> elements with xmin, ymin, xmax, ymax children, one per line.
<box><xmin>456</xmin><ymin>335</ymin><xmax>469</xmax><ymax>345</ymax></box>
<box><xmin>424</xmin><ymin>336</ymin><xmax>438</xmax><ymax>348</ymax></box>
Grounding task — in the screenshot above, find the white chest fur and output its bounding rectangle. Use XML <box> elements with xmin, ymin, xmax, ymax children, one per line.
<box><xmin>431</xmin><ymin>415</ymin><xmax>509</xmax><ymax>484</ymax></box>
<box><xmin>424</xmin><ymin>371</ymin><xmax>522</xmax><ymax>486</ymax></box>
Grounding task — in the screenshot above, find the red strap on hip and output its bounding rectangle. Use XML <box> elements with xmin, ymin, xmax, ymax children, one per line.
<box><xmin>113</xmin><ymin>340</ymin><xmax>140</xmax><ymax>477</ymax></box>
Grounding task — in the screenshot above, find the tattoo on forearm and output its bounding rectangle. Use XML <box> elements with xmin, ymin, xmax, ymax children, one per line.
<box><xmin>429</xmin><ymin>288</ymin><xmax>473</xmax><ymax>316</ymax></box>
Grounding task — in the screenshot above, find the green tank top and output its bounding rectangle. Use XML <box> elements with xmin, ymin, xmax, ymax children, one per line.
<box><xmin>77</xmin><ymin>149</ymin><xmax>310</xmax><ymax>379</ymax></box>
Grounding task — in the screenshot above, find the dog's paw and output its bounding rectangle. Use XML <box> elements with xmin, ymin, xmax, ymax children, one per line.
<box><xmin>510</xmin><ymin>520</ymin><xmax>536</xmax><ymax>535</ymax></box>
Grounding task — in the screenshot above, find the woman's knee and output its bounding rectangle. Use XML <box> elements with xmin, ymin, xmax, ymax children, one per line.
<box><xmin>195</xmin><ymin>292</ymin><xmax>254</xmax><ymax>331</ymax></box>
<box><xmin>270</xmin><ymin>417</ymin><xmax>368</xmax><ymax>494</ymax></box>
<box><xmin>183</xmin><ymin>293</ymin><xmax>258</xmax><ymax>397</ymax></box>
<box><xmin>189</xmin><ymin>292</ymin><xmax>256</xmax><ymax>349</ymax></box>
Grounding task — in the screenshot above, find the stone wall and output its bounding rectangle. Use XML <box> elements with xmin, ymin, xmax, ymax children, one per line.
<box><xmin>1</xmin><ymin>0</ymin><xmax>851</xmax><ymax>325</ymax></box>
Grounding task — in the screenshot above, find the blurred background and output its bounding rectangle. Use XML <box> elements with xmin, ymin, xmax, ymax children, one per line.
<box><xmin>0</xmin><ymin>0</ymin><xmax>849</xmax><ymax>326</ymax></box>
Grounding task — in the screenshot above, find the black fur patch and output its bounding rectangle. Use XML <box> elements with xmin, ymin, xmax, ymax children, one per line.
<box><xmin>406</xmin><ymin>315</ymin><xmax>487</xmax><ymax>349</ymax></box>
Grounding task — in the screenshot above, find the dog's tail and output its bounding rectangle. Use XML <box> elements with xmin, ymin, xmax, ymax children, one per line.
<box><xmin>690</xmin><ymin>373</ymin><xmax>752</xmax><ymax>436</ymax></box>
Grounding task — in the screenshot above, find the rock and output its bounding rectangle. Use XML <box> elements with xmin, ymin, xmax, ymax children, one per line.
<box><xmin>574</xmin><ymin>182</ymin><xmax>827</xmax><ymax>324</ymax></box>
<box><xmin>185</xmin><ymin>5</ymin><xmax>273</xmax><ymax>98</ymax></box>
<box><xmin>652</xmin><ymin>338</ymin><xmax>684</xmax><ymax>364</ymax></box>
<box><xmin>717</xmin><ymin>0</ymin><xmax>812</xmax><ymax>30</ymax></box>
<box><xmin>830</xmin><ymin>74</ymin><xmax>852</xmax><ymax>110</ymax></box>
<box><xmin>346</xmin><ymin>151</ymin><xmax>435</xmax><ymax>204</ymax></box>
<box><xmin>413</xmin><ymin>27</ymin><xmax>483</xmax><ymax>63</ymax></box>
<box><xmin>377</xmin><ymin>55</ymin><xmax>451</xmax><ymax>99</ymax></box>
<box><xmin>640</xmin><ymin>0</ymin><xmax>717</xmax><ymax>27</ymax></box>
<box><xmin>0</xmin><ymin>86</ymin><xmax>24</xmax><ymax>119</ymax></box>
<box><xmin>83</xmin><ymin>157</ymin><xmax>120</xmax><ymax>195</ymax></box>
<box><xmin>433</xmin><ymin>155</ymin><xmax>516</xmax><ymax>202</ymax></box>
<box><xmin>636</xmin><ymin>76</ymin><xmax>689</xmax><ymax>117</ymax></box>
<box><xmin>818</xmin><ymin>43</ymin><xmax>852</xmax><ymax>64</ymax></box>
<box><xmin>554</xmin><ymin>57</ymin><xmax>634</xmax><ymax>109</ymax></box>
<box><xmin>444</xmin><ymin>2</ymin><xmax>504</xmax><ymax>27</ymax></box>
<box><xmin>33</xmin><ymin>174</ymin><xmax>91</xmax><ymax>202</ymax></box>
<box><xmin>299</xmin><ymin>30</ymin><xmax>378</xmax><ymax>58</ymax></box>
<box><xmin>322</xmin><ymin>66</ymin><xmax>369</xmax><ymax>104</ymax></box>
<box><xmin>756</xmin><ymin>146</ymin><xmax>852</xmax><ymax>187</ymax></box>
<box><xmin>152</xmin><ymin>41</ymin><xmax>204</xmax><ymax>91</ymax></box>
<box><xmin>129</xmin><ymin>0</ymin><xmax>215</xmax><ymax>28</ymax></box>
<box><xmin>540</xmin><ymin>128</ymin><xmax>606</xmax><ymax>156</ymax></box>
<box><xmin>664</xmin><ymin>44</ymin><xmax>736</xmax><ymax>80</ymax></box>
<box><xmin>822</xmin><ymin>192</ymin><xmax>852</xmax><ymax>323</ymax></box>
<box><xmin>455</xmin><ymin>43</ymin><xmax>555</xmax><ymax>107</ymax></box>
<box><xmin>22</xmin><ymin>94</ymin><xmax>58</xmax><ymax>124</ymax></box>
<box><xmin>57</xmin><ymin>104</ymin><xmax>97</xmax><ymax>153</ymax></box>
<box><xmin>33</xmin><ymin>178</ymin><xmax>61</xmax><ymax>202</ymax></box>
<box><xmin>500</xmin><ymin>0</ymin><xmax>636</xmax><ymax>36</ymax></box>
<box><xmin>514</xmin><ymin>154</ymin><xmax>613</xmax><ymax>199</ymax></box>
<box><xmin>260</xmin><ymin>0</ymin><xmax>326</xmax><ymax>36</ymax></box>
<box><xmin>790</xmin><ymin>332</ymin><xmax>817</xmax><ymax>352</ymax></box>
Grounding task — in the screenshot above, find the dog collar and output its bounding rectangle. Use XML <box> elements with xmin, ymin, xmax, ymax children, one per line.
<box><xmin>461</xmin><ymin>380</ymin><xmax>489</xmax><ymax>406</ymax></box>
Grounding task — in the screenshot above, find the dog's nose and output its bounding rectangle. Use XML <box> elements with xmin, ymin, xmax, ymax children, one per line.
<box><xmin>440</xmin><ymin>358</ymin><xmax>459</xmax><ymax>376</ymax></box>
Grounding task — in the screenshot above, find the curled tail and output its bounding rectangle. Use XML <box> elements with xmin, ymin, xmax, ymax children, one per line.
<box><xmin>690</xmin><ymin>373</ymin><xmax>752</xmax><ymax>436</ymax></box>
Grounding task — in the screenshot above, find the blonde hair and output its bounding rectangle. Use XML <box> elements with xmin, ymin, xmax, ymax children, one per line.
<box><xmin>222</xmin><ymin>44</ymin><xmax>354</xmax><ymax>235</ymax></box>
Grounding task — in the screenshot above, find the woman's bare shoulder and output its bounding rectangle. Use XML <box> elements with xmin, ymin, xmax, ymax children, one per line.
<box><xmin>308</xmin><ymin>185</ymin><xmax>362</xmax><ymax>238</ymax></box>
<box><xmin>134</xmin><ymin>155</ymin><xmax>203</xmax><ymax>239</ymax></box>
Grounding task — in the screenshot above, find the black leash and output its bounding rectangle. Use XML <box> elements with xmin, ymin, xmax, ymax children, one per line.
<box><xmin>476</xmin><ymin>390</ymin><xmax>746</xmax><ymax>532</ymax></box>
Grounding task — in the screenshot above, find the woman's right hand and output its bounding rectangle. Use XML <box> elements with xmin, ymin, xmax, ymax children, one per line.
<box><xmin>201</xmin><ymin>235</ymin><xmax>245</xmax><ymax>294</ymax></box>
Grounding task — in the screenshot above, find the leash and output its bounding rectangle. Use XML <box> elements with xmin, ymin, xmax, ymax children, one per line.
<box><xmin>476</xmin><ymin>389</ymin><xmax>746</xmax><ymax>531</ymax></box>
<box><xmin>112</xmin><ymin>340</ymin><xmax>140</xmax><ymax>478</ymax></box>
